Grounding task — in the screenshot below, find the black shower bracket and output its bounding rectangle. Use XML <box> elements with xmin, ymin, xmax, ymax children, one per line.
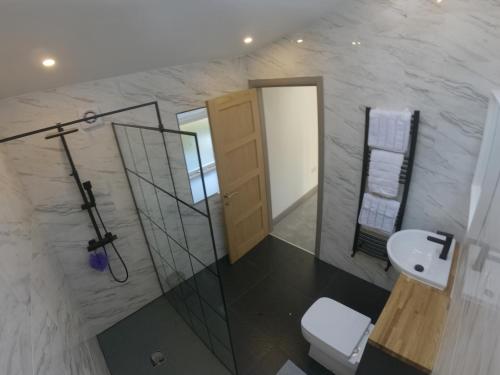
<box><xmin>0</xmin><ymin>102</ymin><xmax>166</xmax><ymax>284</ymax></box>
<box><xmin>81</xmin><ymin>181</ymin><xmax>96</xmax><ymax>210</ymax></box>
<box><xmin>87</xmin><ymin>233</ymin><xmax>118</xmax><ymax>252</ymax></box>
<box><xmin>50</xmin><ymin>126</ymin><xmax>119</xmax><ymax>253</ymax></box>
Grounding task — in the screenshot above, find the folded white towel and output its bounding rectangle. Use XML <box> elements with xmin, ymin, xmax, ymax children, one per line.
<box><xmin>358</xmin><ymin>193</ymin><xmax>400</xmax><ymax>234</ymax></box>
<box><xmin>368</xmin><ymin>150</ymin><xmax>404</xmax><ymax>198</ymax></box>
<box><xmin>368</xmin><ymin>109</ymin><xmax>412</xmax><ymax>153</ymax></box>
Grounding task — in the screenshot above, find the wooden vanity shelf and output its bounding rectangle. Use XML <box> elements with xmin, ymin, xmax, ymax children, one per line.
<box><xmin>368</xmin><ymin>245</ymin><xmax>459</xmax><ymax>374</ymax></box>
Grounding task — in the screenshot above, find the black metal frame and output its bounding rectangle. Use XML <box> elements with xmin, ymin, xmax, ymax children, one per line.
<box><xmin>0</xmin><ymin>103</ymin><xmax>163</xmax><ymax>259</ymax></box>
<box><xmin>46</xmin><ymin>127</ymin><xmax>119</xmax><ymax>252</ymax></box>
<box><xmin>0</xmin><ymin>102</ymin><xmax>239</xmax><ymax>374</ymax></box>
<box><xmin>112</xmin><ymin>121</ymin><xmax>239</xmax><ymax>373</ymax></box>
<box><xmin>351</xmin><ymin>107</ymin><xmax>420</xmax><ymax>271</ymax></box>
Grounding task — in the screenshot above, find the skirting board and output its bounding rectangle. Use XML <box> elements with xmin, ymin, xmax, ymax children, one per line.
<box><xmin>273</xmin><ymin>186</ymin><xmax>318</xmax><ymax>225</ymax></box>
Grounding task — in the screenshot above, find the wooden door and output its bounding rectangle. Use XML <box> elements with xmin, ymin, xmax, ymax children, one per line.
<box><xmin>206</xmin><ymin>89</ymin><xmax>270</xmax><ymax>263</ymax></box>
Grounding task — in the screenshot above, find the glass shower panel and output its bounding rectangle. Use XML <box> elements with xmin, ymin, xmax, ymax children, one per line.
<box><xmin>168</xmin><ymin>240</ymin><xmax>194</xmax><ymax>282</ymax></box>
<box><xmin>127</xmin><ymin>174</ymin><xmax>148</xmax><ymax>214</ymax></box>
<box><xmin>180</xmin><ymin>204</ymin><xmax>218</xmax><ymax>272</ymax></box>
<box><xmin>113</xmin><ymin>122</ymin><xmax>237</xmax><ymax>374</ymax></box>
<box><xmin>141</xmin><ymin>129</ymin><xmax>175</xmax><ymax>195</ymax></box>
<box><xmin>149</xmin><ymin>245</ymin><xmax>170</xmax><ymax>291</ymax></box>
<box><xmin>152</xmin><ymin>226</ymin><xmax>176</xmax><ymax>267</ymax></box>
<box><xmin>163</xmin><ymin>131</ymin><xmax>208</xmax><ymax>213</ymax></box>
<box><xmin>157</xmin><ymin>189</ymin><xmax>186</xmax><ymax>248</ymax></box>
<box><xmin>192</xmin><ymin>257</ymin><xmax>225</xmax><ymax>317</ymax></box>
<box><xmin>114</xmin><ymin>126</ymin><xmax>135</xmax><ymax>170</ymax></box>
<box><xmin>140</xmin><ymin>179</ymin><xmax>163</xmax><ymax>225</ymax></box>
<box><xmin>125</xmin><ymin>127</ymin><xmax>152</xmax><ymax>182</ymax></box>
<box><xmin>139</xmin><ymin>212</ymin><xmax>159</xmax><ymax>250</ymax></box>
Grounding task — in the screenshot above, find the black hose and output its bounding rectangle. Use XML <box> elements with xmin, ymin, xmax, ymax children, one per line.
<box><xmin>94</xmin><ymin>205</ymin><xmax>129</xmax><ymax>283</ymax></box>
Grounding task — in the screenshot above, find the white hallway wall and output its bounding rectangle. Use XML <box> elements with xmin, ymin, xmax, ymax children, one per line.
<box><xmin>247</xmin><ymin>0</ymin><xmax>500</xmax><ymax>289</ymax></box>
<box><xmin>261</xmin><ymin>86</ymin><xmax>318</xmax><ymax>219</ymax></box>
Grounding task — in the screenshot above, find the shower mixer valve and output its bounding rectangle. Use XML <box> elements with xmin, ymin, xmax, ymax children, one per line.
<box><xmin>81</xmin><ymin>180</ymin><xmax>96</xmax><ymax>209</ymax></box>
<box><xmin>87</xmin><ymin>232</ymin><xmax>118</xmax><ymax>252</ymax></box>
<box><xmin>80</xmin><ymin>179</ymin><xmax>119</xmax><ymax>252</ymax></box>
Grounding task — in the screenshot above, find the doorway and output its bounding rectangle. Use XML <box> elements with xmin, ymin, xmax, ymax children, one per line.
<box><xmin>206</xmin><ymin>77</ymin><xmax>324</xmax><ymax>261</ymax></box>
<box><xmin>250</xmin><ymin>77</ymin><xmax>324</xmax><ymax>256</ymax></box>
<box><xmin>205</xmin><ymin>78</ymin><xmax>325</xmax><ymax>373</ymax></box>
<box><xmin>206</xmin><ymin>90</ymin><xmax>270</xmax><ymax>263</ymax></box>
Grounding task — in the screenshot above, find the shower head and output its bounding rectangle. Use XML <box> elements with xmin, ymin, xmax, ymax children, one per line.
<box><xmin>44</xmin><ymin>128</ymin><xmax>79</xmax><ymax>140</ymax></box>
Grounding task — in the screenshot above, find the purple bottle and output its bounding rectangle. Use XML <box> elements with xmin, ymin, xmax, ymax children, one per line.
<box><xmin>89</xmin><ymin>251</ymin><xmax>108</xmax><ymax>272</ymax></box>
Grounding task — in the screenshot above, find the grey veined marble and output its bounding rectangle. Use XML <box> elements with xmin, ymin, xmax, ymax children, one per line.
<box><xmin>1</xmin><ymin>10</ymin><xmax>499</xmax><ymax>375</ymax></box>
<box><xmin>0</xmin><ymin>150</ymin><xmax>111</xmax><ymax>375</ymax></box>
<box><xmin>247</xmin><ymin>0</ymin><xmax>500</xmax><ymax>289</ymax></box>
<box><xmin>0</xmin><ymin>57</ymin><xmax>247</xmax><ymax>375</ymax></box>
<box><xmin>0</xmin><ymin>57</ymin><xmax>247</xmax><ymax>338</ymax></box>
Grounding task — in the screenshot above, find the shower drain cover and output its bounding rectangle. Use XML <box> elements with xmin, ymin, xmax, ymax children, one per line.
<box><xmin>150</xmin><ymin>351</ymin><xmax>166</xmax><ymax>367</ymax></box>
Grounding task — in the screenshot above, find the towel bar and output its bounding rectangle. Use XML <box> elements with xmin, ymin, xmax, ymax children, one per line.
<box><xmin>351</xmin><ymin>107</ymin><xmax>420</xmax><ymax>271</ymax></box>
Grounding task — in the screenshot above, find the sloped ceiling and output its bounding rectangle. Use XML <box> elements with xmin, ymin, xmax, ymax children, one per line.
<box><xmin>0</xmin><ymin>0</ymin><xmax>338</xmax><ymax>98</ymax></box>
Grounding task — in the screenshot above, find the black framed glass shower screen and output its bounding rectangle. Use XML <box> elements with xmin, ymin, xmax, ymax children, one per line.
<box><xmin>112</xmin><ymin>122</ymin><xmax>237</xmax><ymax>374</ymax></box>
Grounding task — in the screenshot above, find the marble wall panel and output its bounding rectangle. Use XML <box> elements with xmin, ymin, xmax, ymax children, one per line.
<box><xmin>247</xmin><ymin>0</ymin><xmax>500</xmax><ymax>289</ymax></box>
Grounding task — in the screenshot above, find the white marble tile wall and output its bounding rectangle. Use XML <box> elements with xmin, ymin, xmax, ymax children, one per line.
<box><xmin>2</xmin><ymin>4</ymin><xmax>498</xmax><ymax>354</ymax></box>
<box><xmin>0</xmin><ymin>149</ymin><xmax>110</xmax><ymax>375</ymax></box>
<box><xmin>0</xmin><ymin>57</ymin><xmax>248</xmax><ymax>336</ymax></box>
<box><xmin>247</xmin><ymin>0</ymin><xmax>500</xmax><ymax>290</ymax></box>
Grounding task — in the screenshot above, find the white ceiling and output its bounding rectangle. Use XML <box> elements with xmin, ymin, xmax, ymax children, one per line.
<box><xmin>0</xmin><ymin>0</ymin><xmax>337</xmax><ymax>99</ymax></box>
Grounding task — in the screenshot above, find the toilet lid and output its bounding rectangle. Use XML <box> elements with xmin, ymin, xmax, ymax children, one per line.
<box><xmin>301</xmin><ymin>297</ymin><xmax>371</xmax><ymax>358</ymax></box>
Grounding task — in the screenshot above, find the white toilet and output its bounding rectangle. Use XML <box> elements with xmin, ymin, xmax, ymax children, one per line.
<box><xmin>301</xmin><ymin>297</ymin><xmax>374</xmax><ymax>375</ymax></box>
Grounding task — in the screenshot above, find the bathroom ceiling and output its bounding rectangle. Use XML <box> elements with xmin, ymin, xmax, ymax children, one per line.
<box><xmin>0</xmin><ymin>0</ymin><xmax>338</xmax><ymax>99</ymax></box>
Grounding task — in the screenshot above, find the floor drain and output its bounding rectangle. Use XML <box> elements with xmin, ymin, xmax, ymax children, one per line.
<box><xmin>414</xmin><ymin>264</ymin><xmax>424</xmax><ymax>272</ymax></box>
<box><xmin>150</xmin><ymin>351</ymin><xmax>166</xmax><ymax>367</ymax></box>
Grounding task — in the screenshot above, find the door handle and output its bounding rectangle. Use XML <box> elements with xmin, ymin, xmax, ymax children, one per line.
<box><xmin>223</xmin><ymin>191</ymin><xmax>239</xmax><ymax>199</ymax></box>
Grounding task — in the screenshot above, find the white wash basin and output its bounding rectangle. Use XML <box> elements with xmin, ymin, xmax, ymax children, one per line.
<box><xmin>387</xmin><ymin>230</ymin><xmax>456</xmax><ymax>290</ymax></box>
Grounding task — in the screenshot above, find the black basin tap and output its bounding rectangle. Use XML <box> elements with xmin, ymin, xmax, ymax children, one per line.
<box><xmin>427</xmin><ymin>231</ymin><xmax>454</xmax><ymax>260</ymax></box>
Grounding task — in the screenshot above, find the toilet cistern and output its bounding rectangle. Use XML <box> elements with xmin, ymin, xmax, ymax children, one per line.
<box><xmin>301</xmin><ymin>298</ymin><xmax>374</xmax><ymax>375</ymax></box>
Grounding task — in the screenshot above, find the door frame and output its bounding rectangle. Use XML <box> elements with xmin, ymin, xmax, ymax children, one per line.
<box><xmin>248</xmin><ymin>76</ymin><xmax>324</xmax><ymax>258</ymax></box>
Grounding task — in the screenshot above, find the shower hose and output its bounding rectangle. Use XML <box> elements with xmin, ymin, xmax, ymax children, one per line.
<box><xmin>94</xmin><ymin>205</ymin><xmax>129</xmax><ymax>283</ymax></box>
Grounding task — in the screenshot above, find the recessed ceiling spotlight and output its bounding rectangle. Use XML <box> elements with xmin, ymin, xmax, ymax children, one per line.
<box><xmin>42</xmin><ymin>58</ymin><xmax>56</xmax><ymax>68</ymax></box>
<box><xmin>352</xmin><ymin>41</ymin><xmax>361</xmax><ymax>46</ymax></box>
<box><xmin>296</xmin><ymin>39</ymin><xmax>304</xmax><ymax>44</ymax></box>
<box><xmin>243</xmin><ymin>36</ymin><xmax>253</xmax><ymax>44</ymax></box>
<box><xmin>436</xmin><ymin>0</ymin><xmax>443</xmax><ymax>3</ymax></box>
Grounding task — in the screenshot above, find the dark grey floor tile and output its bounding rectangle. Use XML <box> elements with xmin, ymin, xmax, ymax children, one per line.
<box><xmin>239</xmin><ymin>236</ymin><xmax>297</xmax><ymax>274</ymax></box>
<box><xmin>218</xmin><ymin>255</ymin><xmax>270</xmax><ymax>305</ymax></box>
<box><xmin>357</xmin><ymin>344</ymin><xmax>426</xmax><ymax>375</ymax></box>
<box><xmin>226</xmin><ymin>309</ymin><xmax>275</xmax><ymax>374</ymax></box>
<box><xmin>269</xmin><ymin>255</ymin><xmax>336</xmax><ymax>300</ymax></box>
<box><xmin>99</xmin><ymin>235</ymin><xmax>392</xmax><ymax>375</ymax></box>
<box><xmin>230</xmin><ymin>277</ymin><xmax>314</xmax><ymax>324</ymax></box>
<box><xmin>245</xmin><ymin>347</ymin><xmax>290</xmax><ymax>375</ymax></box>
<box><xmin>220</xmin><ymin>235</ymin><xmax>391</xmax><ymax>375</ymax></box>
<box><xmin>98</xmin><ymin>296</ymin><xmax>231</xmax><ymax>375</ymax></box>
<box><xmin>320</xmin><ymin>269</ymin><xmax>390</xmax><ymax>322</ymax></box>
